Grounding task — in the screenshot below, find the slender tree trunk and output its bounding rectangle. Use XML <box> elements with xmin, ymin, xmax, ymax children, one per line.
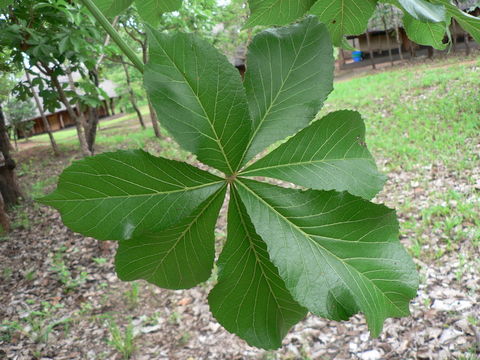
<box><xmin>142</xmin><ymin>42</ymin><xmax>161</xmax><ymax>138</ymax></box>
<box><xmin>464</xmin><ymin>32</ymin><xmax>470</xmax><ymax>55</ymax></box>
<box><xmin>0</xmin><ymin>105</ymin><xmax>22</xmax><ymax>211</ymax></box>
<box><xmin>451</xmin><ymin>19</ymin><xmax>458</xmax><ymax>52</ymax></box>
<box><xmin>427</xmin><ymin>47</ymin><xmax>434</xmax><ymax>59</ymax></box>
<box><xmin>365</xmin><ymin>31</ymin><xmax>376</xmax><ymax>69</ymax></box>
<box><xmin>86</xmin><ymin>107</ymin><xmax>99</xmax><ymax>154</ymax></box>
<box><xmin>122</xmin><ymin>59</ymin><xmax>145</xmax><ymax>129</ymax></box>
<box><xmin>25</xmin><ymin>71</ymin><xmax>59</xmax><ymax>156</ymax></box>
<box><xmin>148</xmin><ymin>101</ymin><xmax>161</xmax><ymax>137</ymax></box>
<box><xmin>394</xmin><ymin>23</ymin><xmax>403</xmax><ymax>60</ymax></box>
<box><xmin>382</xmin><ymin>16</ymin><xmax>394</xmax><ymax>66</ymax></box>
<box><xmin>51</xmin><ymin>74</ymin><xmax>91</xmax><ymax>156</ymax></box>
<box><xmin>110</xmin><ymin>98</ymin><xmax>115</xmax><ymax>115</ymax></box>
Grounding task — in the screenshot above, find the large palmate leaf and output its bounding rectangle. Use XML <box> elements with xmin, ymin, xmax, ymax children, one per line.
<box><xmin>309</xmin><ymin>0</ymin><xmax>378</xmax><ymax>46</ymax></box>
<box><xmin>115</xmin><ymin>186</ymin><xmax>226</xmax><ymax>289</ymax></box>
<box><xmin>209</xmin><ymin>188</ymin><xmax>307</xmax><ymax>349</ymax></box>
<box><xmin>236</xmin><ymin>179</ymin><xmax>418</xmax><ymax>337</ymax></box>
<box><xmin>245</xmin><ymin>0</ymin><xmax>317</xmax><ymax>27</ymax></box>
<box><xmin>403</xmin><ymin>13</ymin><xmax>449</xmax><ymax>49</ymax></box>
<box><xmin>43</xmin><ymin>16</ymin><xmax>419</xmax><ymax>350</ymax></box>
<box><xmin>242</xmin><ymin>110</ymin><xmax>386</xmax><ymax>199</ymax></box>
<box><xmin>39</xmin><ymin>150</ymin><xmax>223</xmax><ymax>240</ymax></box>
<box><xmin>241</xmin><ymin>16</ymin><xmax>333</xmax><ymax>165</ymax></box>
<box><xmin>145</xmin><ymin>28</ymin><xmax>252</xmax><ymax>174</ymax></box>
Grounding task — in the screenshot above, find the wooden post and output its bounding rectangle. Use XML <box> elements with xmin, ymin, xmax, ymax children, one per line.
<box><xmin>382</xmin><ymin>16</ymin><xmax>394</xmax><ymax>66</ymax></box>
<box><xmin>365</xmin><ymin>31</ymin><xmax>376</xmax><ymax>69</ymax></box>
<box><xmin>464</xmin><ymin>32</ymin><xmax>470</xmax><ymax>55</ymax></box>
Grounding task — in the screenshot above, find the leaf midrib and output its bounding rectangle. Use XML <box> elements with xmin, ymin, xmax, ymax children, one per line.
<box><xmin>150</xmin><ymin>32</ymin><xmax>235</xmax><ymax>174</ymax></box>
<box><xmin>231</xmin><ymin>187</ymin><xmax>293</xmax><ymax>320</ymax></box>
<box><xmin>241</xmin><ymin>157</ymin><xmax>375</xmax><ymax>174</ymax></box>
<box><xmin>44</xmin><ymin>180</ymin><xmax>224</xmax><ymax>203</ymax></box>
<box><xmin>238</xmin><ymin>22</ymin><xmax>312</xmax><ymax>168</ymax></box>
<box><xmin>236</xmin><ymin>180</ymin><xmax>406</xmax><ymax>317</ymax></box>
<box><xmin>118</xmin><ymin>185</ymin><xmax>227</xmax><ymax>283</ymax></box>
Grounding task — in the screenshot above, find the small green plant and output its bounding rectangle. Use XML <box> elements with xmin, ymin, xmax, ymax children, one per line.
<box><xmin>50</xmin><ymin>248</ymin><xmax>88</xmax><ymax>292</ymax></box>
<box><xmin>23</xmin><ymin>268</ymin><xmax>37</xmax><ymax>282</ymax></box>
<box><xmin>1</xmin><ymin>301</ymin><xmax>71</xmax><ymax>344</ymax></box>
<box><xmin>107</xmin><ymin>319</ymin><xmax>136</xmax><ymax>360</ymax></box>
<box><xmin>124</xmin><ymin>282</ymin><xmax>140</xmax><ymax>309</ymax></box>
<box><xmin>93</xmin><ymin>257</ymin><xmax>108</xmax><ymax>265</ymax></box>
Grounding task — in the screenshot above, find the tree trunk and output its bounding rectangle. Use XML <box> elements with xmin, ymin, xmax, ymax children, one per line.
<box><xmin>51</xmin><ymin>74</ymin><xmax>91</xmax><ymax>156</ymax></box>
<box><xmin>394</xmin><ymin>23</ymin><xmax>403</xmax><ymax>60</ymax></box>
<box><xmin>0</xmin><ymin>192</ymin><xmax>10</xmax><ymax>233</ymax></box>
<box><xmin>0</xmin><ymin>105</ymin><xmax>22</xmax><ymax>211</ymax></box>
<box><xmin>142</xmin><ymin>42</ymin><xmax>161</xmax><ymax>138</ymax></box>
<box><xmin>451</xmin><ymin>19</ymin><xmax>457</xmax><ymax>52</ymax></box>
<box><xmin>464</xmin><ymin>32</ymin><xmax>470</xmax><ymax>55</ymax></box>
<box><xmin>148</xmin><ymin>101</ymin><xmax>161</xmax><ymax>138</ymax></box>
<box><xmin>122</xmin><ymin>59</ymin><xmax>145</xmax><ymax>129</ymax></box>
<box><xmin>427</xmin><ymin>47</ymin><xmax>434</xmax><ymax>59</ymax></box>
<box><xmin>365</xmin><ymin>31</ymin><xmax>376</xmax><ymax>69</ymax></box>
<box><xmin>110</xmin><ymin>98</ymin><xmax>116</xmax><ymax>115</ymax></box>
<box><xmin>382</xmin><ymin>16</ymin><xmax>394</xmax><ymax>66</ymax></box>
<box><xmin>85</xmin><ymin>107</ymin><xmax>99</xmax><ymax>154</ymax></box>
<box><xmin>25</xmin><ymin>71</ymin><xmax>59</xmax><ymax>156</ymax></box>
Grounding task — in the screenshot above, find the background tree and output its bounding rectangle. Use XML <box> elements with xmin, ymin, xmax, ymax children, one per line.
<box><xmin>0</xmin><ymin>0</ymin><xmax>111</xmax><ymax>155</ymax></box>
<box><xmin>4</xmin><ymin>97</ymin><xmax>36</xmax><ymax>146</ymax></box>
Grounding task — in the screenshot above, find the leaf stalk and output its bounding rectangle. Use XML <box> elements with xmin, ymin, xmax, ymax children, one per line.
<box><xmin>79</xmin><ymin>0</ymin><xmax>145</xmax><ymax>73</ymax></box>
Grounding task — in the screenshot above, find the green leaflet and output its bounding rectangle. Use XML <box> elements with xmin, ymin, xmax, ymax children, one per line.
<box><xmin>241</xmin><ymin>16</ymin><xmax>334</xmax><ymax>165</ymax></box>
<box><xmin>209</xmin><ymin>187</ymin><xmax>307</xmax><ymax>349</ymax></box>
<box><xmin>242</xmin><ymin>110</ymin><xmax>386</xmax><ymax>199</ymax></box>
<box><xmin>115</xmin><ymin>186</ymin><xmax>226</xmax><ymax>289</ymax></box>
<box><xmin>39</xmin><ymin>150</ymin><xmax>223</xmax><ymax>240</ymax></box>
<box><xmin>145</xmin><ymin>28</ymin><xmax>252</xmax><ymax>175</ymax></box>
<box><xmin>236</xmin><ymin>179</ymin><xmax>418</xmax><ymax>337</ymax></box>
<box><xmin>434</xmin><ymin>0</ymin><xmax>480</xmax><ymax>43</ymax></box>
<box><xmin>245</xmin><ymin>0</ymin><xmax>317</xmax><ymax>27</ymax></box>
<box><xmin>136</xmin><ymin>0</ymin><xmax>182</xmax><ymax>26</ymax></box>
<box><xmin>93</xmin><ymin>0</ymin><xmax>133</xmax><ymax>17</ymax></box>
<box><xmin>92</xmin><ymin>0</ymin><xmax>182</xmax><ymax>24</ymax></box>
<box><xmin>396</xmin><ymin>0</ymin><xmax>446</xmax><ymax>22</ymax></box>
<box><xmin>309</xmin><ymin>0</ymin><xmax>378</xmax><ymax>46</ymax></box>
<box><xmin>0</xmin><ymin>0</ymin><xmax>13</xmax><ymax>8</ymax></box>
<box><xmin>403</xmin><ymin>13</ymin><xmax>449</xmax><ymax>50</ymax></box>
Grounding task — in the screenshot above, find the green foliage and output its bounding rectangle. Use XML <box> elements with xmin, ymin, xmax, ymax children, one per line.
<box><xmin>3</xmin><ymin>97</ymin><xmax>36</xmax><ymax>138</ymax></box>
<box><xmin>246</xmin><ymin>0</ymin><xmax>480</xmax><ymax>48</ymax></box>
<box><xmin>0</xmin><ymin>0</ymin><xmax>12</xmax><ymax>7</ymax></box>
<box><xmin>94</xmin><ymin>0</ymin><xmax>182</xmax><ymax>25</ymax></box>
<box><xmin>106</xmin><ymin>319</ymin><xmax>136</xmax><ymax>359</ymax></box>
<box><xmin>42</xmin><ymin>17</ymin><xmax>418</xmax><ymax>349</ymax></box>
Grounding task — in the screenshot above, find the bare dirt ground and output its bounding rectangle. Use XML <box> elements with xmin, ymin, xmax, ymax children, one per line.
<box><xmin>0</xmin><ymin>133</ymin><xmax>479</xmax><ymax>360</ymax></box>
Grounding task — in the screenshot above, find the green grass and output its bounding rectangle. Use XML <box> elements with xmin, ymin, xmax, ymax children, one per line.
<box><xmin>323</xmin><ymin>58</ymin><xmax>480</xmax><ymax>172</ymax></box>
<box><xmin>20</xmin><ymin>106</ymin><xmax>150</xmax><ymax>145</ymax></box>
<box><xmin>323</xmin><ymin>57</ymin><xmax>480</xmax><ymax>261</ymax></box>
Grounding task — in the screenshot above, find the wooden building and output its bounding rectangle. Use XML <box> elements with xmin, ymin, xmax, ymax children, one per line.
<box><xmin>15</xmin><ymin>78</ymin><xmax>120</xmax><ymax>138</ymax></box>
